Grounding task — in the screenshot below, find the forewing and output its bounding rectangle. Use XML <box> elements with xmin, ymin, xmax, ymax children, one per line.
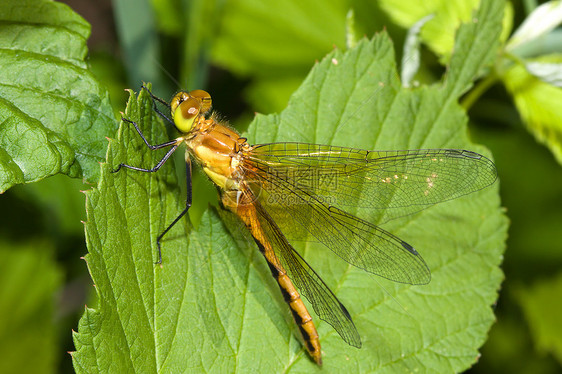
<box><xmin>247</xmin><ymin>143</ymin><xmax>497</xmax><ymax>224</ymax></box>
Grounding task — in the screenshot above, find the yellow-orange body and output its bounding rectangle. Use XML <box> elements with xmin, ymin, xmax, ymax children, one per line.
<box><xmin>178</xmin><ymin>98</ymin><xmax>323</xmax><ymax>365</ymax></box>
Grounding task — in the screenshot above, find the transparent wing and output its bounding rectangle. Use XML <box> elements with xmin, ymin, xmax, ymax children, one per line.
<box><xmin>247</xmin><ymin>143</ymin><xmax>497</xmax><ymax>223</ymax></box>
<box><xmin>239</xmin><ymin>142</ymin><xmax>496</xmax><ymax>284</ymax></box>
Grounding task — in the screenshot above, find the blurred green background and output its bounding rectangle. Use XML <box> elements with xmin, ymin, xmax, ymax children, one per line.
<box><xmin>1</xmin><ymin>0</ymin><xmax>561</xmax><ymax>372</ymax></box>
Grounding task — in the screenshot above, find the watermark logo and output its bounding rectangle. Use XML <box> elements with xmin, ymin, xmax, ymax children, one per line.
<box><xmin>221</xmin><ymin>166</ymin><xmax>341</xmax><ymax>208</ymax></box>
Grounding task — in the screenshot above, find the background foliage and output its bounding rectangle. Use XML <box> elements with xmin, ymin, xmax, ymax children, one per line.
<box><xmin>0</xmin><ymin>0</ymin><xmax>560</xmax><ymax>373</ymax></box>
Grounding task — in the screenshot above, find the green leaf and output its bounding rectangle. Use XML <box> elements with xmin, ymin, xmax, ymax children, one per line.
<box><xmin>0</xmin><ymin>241</ymin><xmax>62</xmax><ymax>373</ymax></box>
<box><xmin>506</xmin><ymin>28</ymin><xmax>562</xmax><ymax>59</ymax></box>
<box><xmin>525</xmin><ymin>61</ymin><xmax>562</xmax><ymax>87</ymax></box>
<box><xmin>211</xmin><ymin>0</ymin><xmax>390</xmax><ymax>113</ymax></box>
<box><xmin>211</xmin><ymin>0</ymin><xmax>346</xmax><ymax>113</ymax></box>
<box><xmin>379</xmin><ymin>0</ymin><xmax>513</xmax><ymax>63</ymax></box>
<box><xmin>74</xmin><ymin>1</ymin><xmax>506</xmax><ymax>372</ymax></box>
<box><xmin>0</xmin><ymin>0</ymin><xmax>117</xmax><ymax>193</ymax></box>
<box><xmin>73</xmin><ymin>85</ymin><xmax>188</xmax><ymax>373</ymax></box>
<box><xmin>516</xmin><ymin>273</ymin><xmax>562</xmax><ymax>365</ymax></box>
<box><xmin>380</xmin><ymin>0</ymin><xmax>480</xmax><ymax>62</ymax></box>
<box><xmin>501</xmin><ymin>54</ymin><xmax>562</xmax><ymax>164</ymax></box>
<box><xmin>212</xmin><ymin>0</ymin><xmax>347</xmax><ymax>76</ymax></box>
<box><xmin>506</xmin><ymin>0</ymin><xmax>562</xmax><ymax>52</ymax></box>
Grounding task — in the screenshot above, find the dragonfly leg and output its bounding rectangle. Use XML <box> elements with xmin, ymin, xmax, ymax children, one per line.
<box><xmin>155</xmin><ymin>158</ymin><xmax>193</xmax><ymax>264</ymax></box>
<box><xmin>112</xmin><ymin>143</ymin><xmax>179</xmax><ymax>173</ymax></box>
<box><xmin>140</xmin><ymin>84</ymin><xmax>174</xmax><ymax>125</ymax></box>
<box><xmin>120</xmin><ymin>116</ymin><xmax>178</xmax><ymax>151</ymax></box>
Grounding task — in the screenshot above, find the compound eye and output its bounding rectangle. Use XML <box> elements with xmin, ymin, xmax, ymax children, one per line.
<box><xmin>173</xmin><ymin>96</ymin><xmax>200</xmax><ymax>133</ymax></box>
<box><xmin>189</xmin><ymin>89</ymin><xmax>212</xmax><ymax>114</ymax></box>
<box><xmin>170</xmin><ymin>92</ymin><xmax>189</xmax><ymax>114</ymax></box>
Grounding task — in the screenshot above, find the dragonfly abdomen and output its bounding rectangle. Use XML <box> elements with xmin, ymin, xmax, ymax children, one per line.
<box><xmin>273</xmin><ymin>265</ymin><xmax>323</xmax><ymax>366</ymax></box>
<box><xmin>226</xmin><ymin>197</ymin><xmax>323</xmax><ymax>366</ymax></box>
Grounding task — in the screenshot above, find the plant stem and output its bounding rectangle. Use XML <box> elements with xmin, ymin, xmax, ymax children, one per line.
<box><xmin>461</xmin><ymin>73</ymin><xmax>498</xmax><ymax>111</ymax></box>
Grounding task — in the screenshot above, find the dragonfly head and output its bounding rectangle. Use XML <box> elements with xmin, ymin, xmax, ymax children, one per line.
<box><xmin>170</xmin><ymin>89</ymin><xmax>212</xmax><ymax>133</ymax></box>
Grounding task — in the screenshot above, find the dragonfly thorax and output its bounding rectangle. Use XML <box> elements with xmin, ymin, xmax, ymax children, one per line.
<box><xmin>186</xmin><ymin>120</ymin><xmax>246</xmax><ymax>191</ymax></box>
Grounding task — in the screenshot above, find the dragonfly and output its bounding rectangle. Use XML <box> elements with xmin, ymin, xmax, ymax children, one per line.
<box><xmin>113</xmin><ymin>84</ymin><xmax>497</xmax><ymax>365</ymax></box>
